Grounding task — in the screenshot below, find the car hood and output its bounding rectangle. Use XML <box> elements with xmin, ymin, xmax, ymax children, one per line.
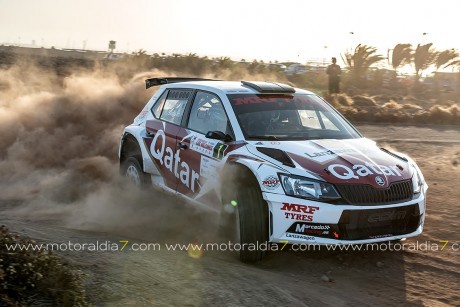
<box><xmin>246</xmin><ymin>138</ymin><xmax>413</xmax><ymax>189</ymax></box>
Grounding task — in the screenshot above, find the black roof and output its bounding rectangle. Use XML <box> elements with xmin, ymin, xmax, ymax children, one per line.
<box><xmin>144</xmin><ymin>78</ymin><xmax>296</xmax><ymax>94</ymax></box>
<box><xmin>145</xmin><ymin>77</ymin><xmax>218</xmax><ymax>89</ymax></box>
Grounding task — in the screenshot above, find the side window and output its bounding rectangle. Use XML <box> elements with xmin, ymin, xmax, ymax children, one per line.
<box><xmin>151</xmin><ymin>90</ymin><xmax>168</xmax><ymax>118</ymax></box>
<box><xmin>187</xmin><ymin>91</ymin><xmax>231</xmax><ymax>135</ymax></box>
<box><xmin>159</xmin><ymin>90</ymin><xmax>191</xmax><ymax>125</ymax></box>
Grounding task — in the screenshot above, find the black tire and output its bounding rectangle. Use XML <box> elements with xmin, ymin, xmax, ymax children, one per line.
<box><xmin>227</xmin><ymin>168</ymin><xmax>269</xmax><ymax>263</ymax></box>
<box><xmin>121</xmin><ymin>156</ymin><xmax>150</xmax><ymax>187</ymax></box>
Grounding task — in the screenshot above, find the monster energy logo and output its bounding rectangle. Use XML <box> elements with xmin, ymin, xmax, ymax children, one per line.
<box><xmin>213</xmin><ymin>143</ymin><xmax>228</xmax><ymax>160</ymax></box>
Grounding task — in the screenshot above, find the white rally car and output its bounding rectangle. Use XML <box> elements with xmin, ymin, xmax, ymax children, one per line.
<box><xmin>119</xmin><ymin>78</ymin><xmax>427</xmax><ymax>262</ymax></box>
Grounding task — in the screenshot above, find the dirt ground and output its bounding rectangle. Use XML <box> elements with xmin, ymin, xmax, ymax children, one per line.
<box><xmin>1</xmin><ymin>124</ymin><xmax>459</xmax><ymax>306</ymax></box>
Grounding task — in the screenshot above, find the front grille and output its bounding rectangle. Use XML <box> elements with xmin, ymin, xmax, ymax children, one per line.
<box><xmin>335</xmin><ymin>180</ymin><xmax>413</xmax><ymax>206</ymax></box>
<box><xmin>285</xmin><ymin>204</ymin><xmax>422</xmax><ymax>241</ymax></box>
<box><xmin>338</xmin><ymin>204</ymin><xmax>421</xmax><ymax>240</ymax></box>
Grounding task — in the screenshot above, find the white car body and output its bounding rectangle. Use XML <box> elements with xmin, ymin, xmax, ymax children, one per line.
<box><xmin>119</xmin><ymin>79</ymin><xmax>427</xmax><ymax>247</ymax></box>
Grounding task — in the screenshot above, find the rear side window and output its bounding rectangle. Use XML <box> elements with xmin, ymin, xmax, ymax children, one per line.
<box><xmin>151</xmin><ymin>91</ymin><xmax>168</xmax><ymax>118</ymax></box>
<box><xmin>157</xmin><ymin>89</ymin><xmax>192</xmax><ymax>125</ymax></box>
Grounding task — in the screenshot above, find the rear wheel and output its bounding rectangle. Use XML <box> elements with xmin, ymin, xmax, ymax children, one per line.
<box><xmin>121</xmin><ymin>157</ymin><xmax>150</xmax><ymax>187</ymax></box>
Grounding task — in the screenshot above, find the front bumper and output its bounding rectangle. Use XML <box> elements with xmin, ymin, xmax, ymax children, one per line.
<box><xmin>264</xmin><ymin>190</ymin><xmax>426</xmax><ymax>245</ymax></box>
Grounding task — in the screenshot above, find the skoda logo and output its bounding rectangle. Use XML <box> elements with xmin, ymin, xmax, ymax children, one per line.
<box><xmin>375</xmin><ymin>176</ymin><xmax>385</xmax><ymax>186</ymax></box>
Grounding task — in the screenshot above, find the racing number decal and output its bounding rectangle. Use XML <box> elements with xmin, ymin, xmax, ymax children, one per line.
<box><xmin>213</xmin><ymin>143</ymin><xmax>228</xmax><ymax>160</ymax></box>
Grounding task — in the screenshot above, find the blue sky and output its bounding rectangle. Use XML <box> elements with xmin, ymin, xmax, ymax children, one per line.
<box><xmin>1</xmin><ymin>0</ymin><xmax>459</xmax><ymax>63</ymax></box>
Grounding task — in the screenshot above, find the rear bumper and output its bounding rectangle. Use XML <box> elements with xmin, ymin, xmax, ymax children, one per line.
<box><xmin>264</xmin><ymin>189</ymin><xmax>426</xmax><ymax>245</ymax></box>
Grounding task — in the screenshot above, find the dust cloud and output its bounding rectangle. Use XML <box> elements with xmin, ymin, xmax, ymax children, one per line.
<box><xmin>0</xmin><ymin>60</ymin><xmax>220</xmax><ymax>242</ymax></box>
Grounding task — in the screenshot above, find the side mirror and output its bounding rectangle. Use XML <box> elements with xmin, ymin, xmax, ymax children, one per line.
<box><xmin>206</xmin><ymin>131</ymin><xmax>233</xmax><ymax>142</ymax></box>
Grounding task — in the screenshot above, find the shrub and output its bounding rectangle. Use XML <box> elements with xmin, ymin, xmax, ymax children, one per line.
<box><xmin>0</xmin><ymin>226</ymin><xmax>87</xmax><ymax>306</ymax></box>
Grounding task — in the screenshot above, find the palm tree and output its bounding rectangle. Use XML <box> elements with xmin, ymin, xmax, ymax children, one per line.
<box><xmin>391</xmin><ymin>44</ymin><xmax>412</xmax><ymax>73</ymax></box>
<box><xmin>216</xmin><ymin>56</ymin><xmax>234</xmax><ymax>69</ymax></box>
<box><xmin>413</xmin><ymin>43</ymin><xmax>437</xmax><ymax>80</ymax></box>
<box><xmin>182</xmin><ymin>53</ymin><xmax>209</xmax><ymax>74</ymax></box>
<box><xmin>435</xmin><ymin>49</ymin><xmax>459</xmax><ymax>71</ymax></box>
<box><xmin>130</xmin><ymin>49</ymin><xmax>152</xmax><ymax>68</ymax></box>
<box><xmin>342</xmin><ymin>44</ymin><xmax>384</xmax><ymax>84</ymax></box>
<box><xmin>450</xmin><ymin>60</ymin><xmax>460</xmax><ymax>69</ymax></box>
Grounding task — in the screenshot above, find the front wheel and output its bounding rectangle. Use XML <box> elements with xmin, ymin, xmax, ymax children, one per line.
<box><xmin>233</xmin><ymin>170</ymin><xmax>270</xmax><ymax>262</ymax></box>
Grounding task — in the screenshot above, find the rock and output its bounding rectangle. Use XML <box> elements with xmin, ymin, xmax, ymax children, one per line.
<box><xmin>376</xmin><ymin>261</ymin><xmax>384</xmax><ymax>268</ymax></box>
<box><xmin>321</xmin><ymin>274</ymin><xmax>331</xmax><ymax>282</ymax></box>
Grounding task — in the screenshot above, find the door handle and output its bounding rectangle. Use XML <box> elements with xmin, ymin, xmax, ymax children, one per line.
<box><xmin>177</xmin><ymin>142</ymin><xmax>188</xmax><ymax>150</ymax></box>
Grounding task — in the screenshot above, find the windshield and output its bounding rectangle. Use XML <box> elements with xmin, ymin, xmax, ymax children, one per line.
<box><xmin>227</xmin><ymin>94</ymin><xmax>361</xmax><ymax>141</ymax></box>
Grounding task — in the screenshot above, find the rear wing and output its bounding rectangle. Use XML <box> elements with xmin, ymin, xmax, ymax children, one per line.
<box><xmin>145</xmin><ymin>77</ymin><xmax>219</xmax><ymax>89</ymax></box>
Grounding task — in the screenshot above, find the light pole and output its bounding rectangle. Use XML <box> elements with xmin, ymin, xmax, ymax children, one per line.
<box><xmin>421</xmin><ymin>32</ymin><xmax>428</xmax><ymax>45</ymax></box>
<box><xmin>323</xmin><ymin>45</ymin><xmax>328</xmax><ymax>65</ymax></box>
<box><xmin>349</xmin><ymin>31</ymin><xmax>355</xmax><ymax>52</ymax></box>
<box><xmin>417</xmin><ymin>32</ymin><xmax>430</xmax><ymax>80</ymax></box>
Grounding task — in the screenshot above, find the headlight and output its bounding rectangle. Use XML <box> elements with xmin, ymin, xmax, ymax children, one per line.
<box><xmin>279</xmin><ymin>174</ymin><xmax>341</xmax><ymax>201</ymax></box>
<box><xmin>412</xmin><ymin>171</ymin><xmax>422</xmax><ymax>195</ymax></box>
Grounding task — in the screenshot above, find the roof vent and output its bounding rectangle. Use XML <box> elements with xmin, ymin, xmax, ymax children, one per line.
<box><xmin>241</xmin><ymin>81</ymin><xmax>296</xmax><ymax>94</ymax></box>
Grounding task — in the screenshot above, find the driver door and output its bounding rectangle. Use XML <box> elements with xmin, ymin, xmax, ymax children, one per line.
<box><xmin>176</xmin><ymin>91</ymin><xmax>233</xmax><ymax>209</ymax></box>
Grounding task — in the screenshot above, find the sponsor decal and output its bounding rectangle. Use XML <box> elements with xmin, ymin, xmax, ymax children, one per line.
<box><xmin>281</xmin><ymin>203</ymin><xmax>319</xmax><ymax>214</ymax></box>
<box><xmin>281</xmin><ymin>203</ymin><xmax>319</xmax><ymax>222</ymax></box>
<box><xmin>367</xmin><ymin>210</ymin><xmax>407</xmax><ymax>223</ymax></box>
<box><xmin>135</xmin><ymin>110</ymin><xmax>149</xmax><ymax>124</ymax></box>
<box><xmin>286</xmin><ymin>222</ymin><xmax>339</xmax><ymax>239</ymax></box>
<box><xmin>138</xmin><ymin>109</ymin><xmax>148</xmax><ymax>119</ymax></box>
<box><xmin>231</xmin><ymin>95</ymin><xmax>311</xmax><ymax>106</ymax></box>
<box><xmin>295</xmin><ymin>224</ymin><xmax>330</xmax><ymax>236</ymax></box>
<box><xmin>262</xmin><ymin>175</ymin><xmax>280</xmax><ymax>190</ymax></box>
<box><xmin>149</xmin><ymin>130</ymin><xmax>200</xmax><ymax>192</ymax></box>
<box><xmin>190</xmin><ymin>136</ymin><xmax>215</xmax><ymax>156</ymax></box>
<box><xmin>254</xmin><ymin>141</ymin><xmax>263</xmax><ymax>145</ymax></box>
<box><xmin>200</xmin><ymin>156</ymin><xmax>218</xmax><ymax>179</ymax></box>
<box><xmin>297</xmin><ymin>224</ymin><xmax>330</xmax><ymax>230</ymax></box>
<box><xmin>285</xmin><ymin>233</ymin><xmax>315</xmax><ymax>240</ymax></box>
<box><xmin>305</xmin><ymin>148</ymin><xmax>356</xmax><ymax>163</ymax></box>
<box><xmin>327</xmin><ymin>162</ymin><xmax>402</xmax><ymax>180</ymax></box>
<box><xmin>375</xmin><ymin>176</ymin><xmax>385</xmax><ymax>186</ymax></box>
<box><xmin>270</xmin><ymin>141</ymin><xmax>281</xmax><ymax>145</ymax></box>
<box><xmin>189</xmin><ymin>136</ymin><xmax>228</xmax><ymax>160</ymax></box>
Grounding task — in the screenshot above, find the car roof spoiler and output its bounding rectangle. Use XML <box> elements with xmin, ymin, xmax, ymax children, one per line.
<box><xmin>145</xmin><ymin>77</ymin><xmax>219</xmax><ymax>89</ymax></box>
